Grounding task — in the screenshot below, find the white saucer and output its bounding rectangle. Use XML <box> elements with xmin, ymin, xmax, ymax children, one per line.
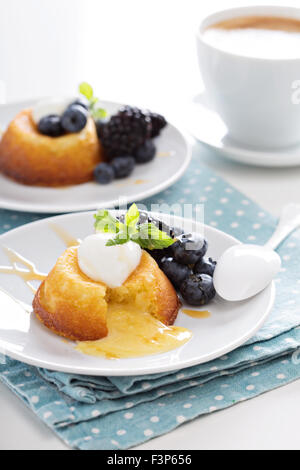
<box><xmin>0</xmin><ymin>210</ymin><xmax>274</xmax><ymax>376</ymax></box>
<box><xmin>186</xmin><ymin>93</ymin><xmax>300</xmax><ymax>168</ymax></box>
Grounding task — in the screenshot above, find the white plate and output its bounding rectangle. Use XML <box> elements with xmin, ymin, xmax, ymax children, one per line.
<box><xmin>186</xmin><ymin>93</ymin><xmax>300</xmax><ymax>168</ymax></box>
<box><xmin>0</xmin><ymin>211</ymin><xmax>275</xmax><ymax>376</ymax></box>
<box><xmin>0</xmin><ymin>100</ymin><xmax>191</xmax><ymax>213</ymax></box>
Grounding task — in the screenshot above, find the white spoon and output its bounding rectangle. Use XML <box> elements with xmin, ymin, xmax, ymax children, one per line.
<box><xmin>213</xmin><ymin>204</ymin><xmax>300</xmax><ymax>301</ymax></box>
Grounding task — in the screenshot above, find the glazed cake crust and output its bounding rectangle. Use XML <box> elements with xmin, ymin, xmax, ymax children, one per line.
<box><xmin>0</xmin><ymin>109</ymin><xmax>103</xmax><ymax>186</ymax></box>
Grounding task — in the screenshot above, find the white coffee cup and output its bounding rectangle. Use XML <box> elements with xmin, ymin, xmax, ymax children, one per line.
<box><xmin>197</xmin><ymin>6</ymin><xmax>300</xmax><ymax>149</ymax></box>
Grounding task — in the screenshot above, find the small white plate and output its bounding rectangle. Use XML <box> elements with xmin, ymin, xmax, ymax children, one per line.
<box><xmin>0</xmin><ymin>211</ymin><xmax>275</xmax><ymax>376</ymax></box>
<box><xmin>186</xmin><ymin>93</ymin><xmax>300</xmax><ymax>168</ymax></box>
<box><xmin>0</xmin><ymin>100</ymin><xmax>191</xmax><ymax>213</ymax></box>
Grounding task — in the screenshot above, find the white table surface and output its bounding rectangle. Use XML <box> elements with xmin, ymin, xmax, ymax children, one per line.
<box><xmin>0</xmin><ymin>142</ymin><xmax>300</xmax><ymax>450</ymax></box>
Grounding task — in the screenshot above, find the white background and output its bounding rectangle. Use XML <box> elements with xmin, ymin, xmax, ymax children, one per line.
<box><xmin>0</xmin><ymin>0</ymin><xmax>299</xmax><ymax>108</ymax></box>
<box><xmin>0</xmin><ymin>0</ymin><xmax>300</xmax><ymax>450</ymax></box>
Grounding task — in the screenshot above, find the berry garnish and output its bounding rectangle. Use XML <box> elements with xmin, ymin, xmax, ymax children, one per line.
<box><xmin>111</xmin><ymin>156</ymin><xmax>135</xmax><ymax>179</ymax></box>
<box><xmin>180</xmin><ymin>273</ymin><xmax>216</xmax><ymax>306</ymax></box>
<box><xmin>160</xmin><ymin>257</ymin><xmax>192</xmax><ymax>289</ymax></box>
<box><xmin>135</xmin><ymin>140</ymin><xmax>156</xmax><ymax>164</ymax></box>
<box><xmin>61</xmin><ymin>104</ymin><xmax>88</xmax><ymax>133</ymax></box>
<box><xmin>118</xmin><ymin>212</ymin><xmax>180</xmax><ymax>240</ymax></box>
<box><xmin>38</xmin><ymin>115</ymin><xmax>64</xmax><ymax>137</ymax></box>
<box><xmin>145</xmin><ymin>248</ymin><xmax>171</xmax><ymax>265</ymax></box>
<box><xmin>71</xmin><ymin>97</ymin><xmax>89</xmax><ymax>111</ymax></box>
<box><xmin>149</xmin><ymin>112</ymin><xmax>167</xmax><ymax>137</ymax></box>
<box><xmin>171</xmin><ymin>234</ymin><xmax>208</xmax><ymax>265</ymax></box>
<box><xmin>100</xmin><ymin>106</ymin><xmax>152</xmax><ymax>158</ymax></box>
<box><xmin>94</xmin><ymin>204</ymin><xmax>175</xmax><ymax>250</ymax></box>
<box><xmin>78</xmin><ymin>82</ymin><xmax>107</xmax><ymax>120</ymax></box>
<box><xmin>95</xmin><ymin>119</ymin><xmax>107</xmax><ymax>139</ymax></box>
<box><xmin>194</xmin><ymin>257</ymin><xmax>217</xmax><ymax>277</ymax></box>
<box><xmin>139</xmin><ymin>213</ymin><xmax>179</xmax><ymax>238</ymax></box>
<box><xmin>94</xmin><ymin>163</ymin><xmax>115</xmax><ymax>184</ymax></box>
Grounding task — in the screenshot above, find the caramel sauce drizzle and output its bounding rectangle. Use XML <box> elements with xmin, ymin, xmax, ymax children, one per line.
<box><xmin>134</xmin><ymin>179</ymin><xmax>148</xmax><ymax>185</ymax></box>
<box><xmin>49</xmin><ymin>224</ymin><xmax>81</xmax><ymax>247</ymax></box>
<box><xmin>0</xmin><ymin>247</ymin><xmax>46</xmax><ymax>293</ymax></box>
<box><xmin>182</xmin><ymin>309</ymin><xmax>211</xmax><ymax>319</ymax></box>
<box><xmin>0</xmin><ymin>225</ymin><xmax>79</xmax><ymax>294</ymax></box>
<box><xmin>0</xmin><ymin>225</ymin><xmax>209</xmax><ymax>358</ymax></box>
<box><xmin>157</xmin><ymin>150</ymin><xmax>174</xmax><ymax>158</ymax></box>
<box><xmin>76</xmin><ymin>304</ymin><xmax>192</xmax><ymax>359</ymax></box>
<box><xmin>115</xmin><ymin>178</ymin><xmax>149</xmax><ymax>188</ymax></box>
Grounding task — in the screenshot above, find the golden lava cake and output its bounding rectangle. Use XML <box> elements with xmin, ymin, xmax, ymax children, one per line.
<box><xmin>0</xmin><ymin>109</ymin><xmax>103</xmax><ymax>186</ymax></box>
<box><xmin>33</xmin><ymin>247</ymin><xmax>180</xmax><ymax>341</ymax></box>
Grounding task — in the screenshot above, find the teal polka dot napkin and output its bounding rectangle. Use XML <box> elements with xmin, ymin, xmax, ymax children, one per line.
<box><xmin>0</xmin><ymin>145</ymin><xmax>300</xmax><ymax>449</ymax></box>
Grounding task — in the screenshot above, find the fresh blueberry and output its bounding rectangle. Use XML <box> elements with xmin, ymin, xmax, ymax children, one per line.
<box><xmin>38</xmin><ymin>115</ymin><xmax>64</xmax><ymax>137</ymax></box>
<box><xmin>194</xmin><ymin>257</ymin><xmax>217</xmax><ymax>276</ymax></box>
<box><xmin>61</xmin><ymin>104</ymin><xmax>88</xmax><ymax>133</ymax></box>
<box><xmin>94</xmin><ymin>163</ymin><xmax>115</xmax><ymax>184</ymax></box>
<box><xmin>111</xmin><ymin>156</ymin><xmax>135</xmax><ymax>178</ymax></box>
<box><xmin>160</xmin><ymin>257</ymin><xmax>192</xmax><ymax>290</ymax></box>
<box><xmin>145</xmin><ymin>248</ymin><xmax>169</xmax><ymax>265</ymax></box>
<box><xmin>135</xmin><ymin>140</ymin><xmax>156</xmax><ymax>164</ymax></box>
<box><xmin>171</xmin><ymin>234</ymin><xmax>208</xmax><ymax>265</ymax></box>
<box><xmin>180</xmin><ymin>273</ymin><xmax>216</xmax><ymax>306</ymax></box>
<box><xmin>71</xmin><ymin>98</ymin><xmax>89</xmax><ymax>111</ymax></box>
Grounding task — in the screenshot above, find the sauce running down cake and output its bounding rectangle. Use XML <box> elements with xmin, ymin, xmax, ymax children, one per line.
<box><xmin>31</xmin><ymin>205</ymin><xmax>197</xmax><ymax>359</ymax></box>
<box><xmin>33</xmin><ymin>247</ymin><xmax>181</xmax><ymax>342</ymax></box>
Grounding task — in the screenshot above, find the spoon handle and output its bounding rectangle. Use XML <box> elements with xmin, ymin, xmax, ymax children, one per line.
<box><xmin>265</xmin><ymin>203</ymin><xmax>300</xmax><ymax>250</ymax></box>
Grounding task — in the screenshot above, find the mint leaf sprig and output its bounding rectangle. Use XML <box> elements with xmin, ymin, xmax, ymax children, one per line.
<box><xmin>79</xmin><ymin>82</ymin><xmax>107</xmax><ymax>120</ymax></box>
<box><xmin>94</xmin><ymin>204</ymin><xmax>175</xmax><ymax>250</ymax></box>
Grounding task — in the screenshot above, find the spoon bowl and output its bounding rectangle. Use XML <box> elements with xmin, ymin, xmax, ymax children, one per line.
<box><xmin>213</xmin><ymin>244</ymin><xmax>281</xmax><ymax>301</ymax></box>
<box><xmin>213</xmin><ymin>204</ymin><xmax>300</xmax><ymax>302</ymax></box>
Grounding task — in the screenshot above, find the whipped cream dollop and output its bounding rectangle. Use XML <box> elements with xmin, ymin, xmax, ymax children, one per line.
<box><xmin>32</xmin><ymin>96</ymin><xmax>84</xmax><ymax>124</ymax></box>
<box><xmin>77</xmin><ymin>233</ymin><xmax>142</xmax><ymax>288</ymax></box>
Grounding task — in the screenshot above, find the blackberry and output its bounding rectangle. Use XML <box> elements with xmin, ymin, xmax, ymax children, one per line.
<box><xmin>95</xmin><ymin>119</ymin><xmax>108</xmax><ymax>139</ymax></box>
<box><xmin>118</xmin><ymin>211</ymin><xmax>180</xmax><ymax>239</ymax></box>
<box><xmin>101</xmin><ymin>106</ymin><xmax>152</xmax><ymax>158</ymax></box>
<box><xmin>146</xmin><ymin>248</ymin><xmax>171</xmax><ymax>265</ymax></box>
<box><xmin>140</xmin><ymin>213</ymin><xmax>179</xmax><ymax>239</ymax></box>
<box><xmin>149</xmin><ymin>112</ymin><xmax>167</xmax><ymax>137</ymax></box>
